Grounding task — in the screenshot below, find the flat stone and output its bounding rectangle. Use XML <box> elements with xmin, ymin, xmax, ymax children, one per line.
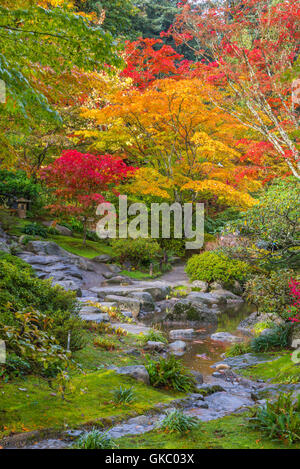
<box><xmin>103</xmin><ymin>276</ymin><xmax>133</xmax><ymax>285</ymax></box>
<box><xmin>110</xmin><ymin>323</ymin><xmax>151</xmax><ymax>335</ymax></box>
<box><xmin>166</xmin><ymin>299</ymin><xmax>218</xmax><ymax>324</ymax></box>
<box><xmin>105</xmin><ymin>295</ymin><xmax>141</xmax><ymax>318</ymax></box>
<box><xmin>204</xmin><ymin>392</ymin><xmax>253</xmax><ymax>414</ymax></box>
<box><xmin>128</xmin><ymin>291</ymin><xmax>155</xmax><ymax>312</ymax></box>
<box><xmin>210</xmin><ymin>289</ymin><xmax>243</xmax><ymax>303</ymax></box>
<box><xmin>144</xmin><ymin>341</ymin><xmax>167</xmax><ymax>352</ymax></box>
<box><xmin>211</xmin><ymin>332</ymin><xmax>243</xmax><ymax>343</ymax></box>
<box><xmin>107</xmin><ymin>264</ymin><xmax>122</xmax><ymax>274</ymax></box>
<box><xmin>213</xmin><ymin>353</ymin><xmax>280</xmax><ymax>370</ymax></box>
<box><xmin>186</xmin><ymin>291</ymin><xmax>226</xmax><ymax>306</ymax></box>
<box><xmin>79</xmin><ymin>313</ymin><xmax>110</xmax><ymax>323</ymax></box>
<box><xmin>169</xmin><ymin>328</ymin><xmax>195</xmax><ymax>339</ymax></box>
<box><xmin>192</xmin><ymin>281</ymin><xmax>209</xmax><ymax>292</ymax></box>
<box><xmin>92</xmin><ymin>254</ymin><xmax>112</xmax><ymax>263</ymax></box>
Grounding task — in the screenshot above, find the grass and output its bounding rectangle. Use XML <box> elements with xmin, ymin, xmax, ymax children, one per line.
<box><xmin>0</xmin><ymin>369</ymin><xmax>182</xmax><ymax>440</ymax></box>
<box><xmin>119</xmin><ymin>270</ymin><xmax>160</xmax><ymax>280</ymax></box>
<box><xmin>115</xmin><ymin>413</ymin><xmax>300</xmax><ymax>449</ymax></box>
<box><xmin>239</xmin><ymin>353</ymin><xmax>300</xmax><ymax>384</ymax></box>
<box><xmin>48</xmin><ymin>235</ymin><xmax>115</xmax><ymax>259</ymax></box>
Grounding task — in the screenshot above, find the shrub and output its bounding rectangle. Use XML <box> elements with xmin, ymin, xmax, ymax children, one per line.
<box><xmin>73</xmin><ymin>429</ymin><xmax>117</xmax><ymax>449</ymax></box>
<box><xmin>1</xmin><ymin>310</ymin><xmax>72</xmax><ymax>377</ymax></box>
<box><xmin>140</xmin><ymin>329</ymin><xmax>167</xmax><ymax>344</ymax></box>
<box><xmin>225</xmin><ymin>342</ymin><xmax>252</xmax><ymax>357</ymax></box>
<box><xmin>1</xmin><ymin>354</ymin><xmax>31</xmax><ymax>380</ymax></box>
<box><xmin>158</xmin><ymin>410</ymin><xmax>198</xmax><ymax>434</ymax></box>
<box><xmin>249</xmin><ymin>393</ymin><xmax>300</xmax><ymax>445</ymax></box>
<box><xmin>22</xmin><ymin>222</ymin><xmax>48</xmax><ymax>238</ymax></box>
<box><xmin>245</xmin><ymin>270</ymin><xmax>297</xmax><ymax>318</ymax></box>
<box><xmin>0</xmin><ymin>254</ymin><xmax>85</xmax><ymax>352</ymax></box>
<box><xmin>146</xmin><ymin>355</ymin><xmax>196</xmax><ymax>393</ymax></box>
<box><xmin>0</xmin><ymin>170</ymin><xmax>40</xmax><ymax>205</ymax></box>
<box><xmin>112</xmin><ymin>238</ymin><xmax>162</xmax><ymax>267</ymax></box>
<box><xmin>251</xmin><ymin>324</ymin><xmax>291</xmax><ymax>353</ymax></box>
<box><xmin>185</xmin><ymin>251</ymin><xmax>250</xmax><ymax>285</ymax></box>
<box><xmin>112</xmin><ymin>386</ymin><xmax>135</xmax><ymax>404</ymax></box>
<box><xmin>93</xmin><ymin>337</ymin><xmax>116</xmax><ymax>350</ymax></box>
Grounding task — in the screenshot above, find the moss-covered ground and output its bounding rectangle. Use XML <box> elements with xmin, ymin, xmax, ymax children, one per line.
<box><xmin>239</xmin><ymin>352</ymin><xmax>300</xmax><ymax>384</ymax></box>
<box><xmin>115</xmin><ymin>413</ymin><xmax>300</xmax><ymax>449</ymax></box>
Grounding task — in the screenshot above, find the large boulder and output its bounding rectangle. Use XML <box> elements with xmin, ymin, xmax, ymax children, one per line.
<box><xmin>128</xmin><ymin>291</ymin><xmax>155</xmax><ymax>312</ymax></box>
<box><xmin>210</xmin><ymin>289</ymin><xmax>243</xmax><ymax>303</ymax></box>
<box><xmin>211</xmin><ymin>332</ymin><xmax>243</xmax><ymax>343</ymax></box>
<box><xmin>238</xmin><ymin>311</ymin><xmax>284</xmax><ymax>335</ymax></box>
<box><xmin>105</xmin><ymin>295</ymin><xmax>141</xmax><ymax>318</ymax></box>
<box><xmin>186</xmin><ymin>291</ymin><xmax>225</xmax><ymax>307</ymax></box>
<box><xmin>166</xmin><ymin>299</ymin><xmax>218</xmax><ymax>324</ymax></box>
<box><xmin>42</xmin><ymin>221</ymin><xmax>72</xmax><ymax>237</ymax></box>
<box><xmin>115</xmin><ymin>365</ymin><xmax>150</xmax><ymax>385</ymax></box>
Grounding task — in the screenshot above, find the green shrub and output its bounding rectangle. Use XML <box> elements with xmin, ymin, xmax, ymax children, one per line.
<box><xmin>0</xmin><ymin>170</ymin><xmax>40</xmax><ymax>205</ymax></box>
<box><xmin>245</xmin><ymin>270</ymin><xmax>297</xmax><ymax>318</ymax></box>
<box><xmin>1</xmin><ymin>354</ymin><xmax>31</xmax><ymax>379</ymax></box>
<box><xmin>185</xmin><ymin>251</ymin><xmax>250</xmax><ymax>285</ymax></box>
<box><xmin>158</xmin><ymin>410</ymin><xmax>198</xmax><ymax>433</ymax></box>
<box><xmin>112</xmin><ymin>238</ymin><xmax>162</xmax><ymax>267</ymax></box>
<box><xmin>251</xmin><ymin>324</ymin><xmax>291</xmax><ymax>353</ymax></box>
<box><xmin>146</xmin><ymin>355</ymin><xmax>196</xmax><ymax>393</ymax></box>
<box><xmin>249</xmin><ymin>393</ymin><xmax>300</xmax><ymax>445</ymax></box>
<box><xmin>22</xmin><ymin>222</ymin><xmax>48</xmax><ymax>238</ymax></box>
<box><xmin>112</xmin><ymin>386</ymin><xmax>135</xmax><ymax>404</ymax></box>
<box><xmin>225</xmin><ymin>342</ymin><xmax>252</xmax><ymax>357</ymax></box>
<box><xmin>73</xmin><ymin>429</ymin><xmax>117</xmax><ymax>449</ymax></box>
<box><xmin>0</xmin><ymin>254</ymin><xmax>85</xmax><ymax>351</ymax></box>
<box><xmin>140</xmin><ymin>329</ymin><xmax>167</xmax><ymax>344</ymax></box>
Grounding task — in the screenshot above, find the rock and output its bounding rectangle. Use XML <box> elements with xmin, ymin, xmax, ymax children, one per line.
<box><xmin>102</xmin><ymin>272</ymin><xmax>115</xmax><ymax>279</ymax></box>
<box><xmin>289</xmin><ymin>323</ymin><xmax>300</xmax><ymax>349</ymax></box>
<box><xmin>42</xmin><ymin>221</ymin><xmax>72</xmax><ymax>236</ymax></box>
<box><xmin>238</xmin><ymin>312</ymin><xmax>284</xmax><ymax>335</ymax></box>
<box><xmin>142</xmin><ymin>284</ymin><xmax>171</xmax><ymax>301</ymax></box>
<box><xmin>105</xmin><ymin>295</ymin><xmax>141</xmax><ymax>318</ymax></box>
<box><xmin>115</xmin><ymin>365</ymin><xmax>150</xmax><ymax>385</ymax></box>
<box><xmin>80</xmin><ymin>305</ymin><xmax>103</xmax><ymax>315</ymax></box>
<box><xmin>128</xmin><ymin>292</ymin><xmax>155</xmax><ymax>312</ymax></box>
<box><xmin>210</xmin><ymin>282</ymin><xmax>224</xmax><ymax>290</ymax></box>
<box><xmin>104</xmin><ymin>276</ymin><xmax>133</xmax><ymax>285</ymax></box>
<box><xmin>190</xmin><ymin>370</ymin><xmax>204</xmax><ymax>385</ymax></box>
<box><xmin>107</xmin><ymin>264</ymin><xmax>121</xmax><ymax>274</ymax></box>
<box><xmin>211</xmin><ymin>332</ymin><xmax>243</xmax><ymax>343</ymax></box>
<box><xmin>169</xmin><ymin>340</ymin><xmax>187</xmax><ymax>353</ymax></box>
<box><xmin>166</xmin><ymin>299</ymin><xmax>218</xmax><ymax>324</ymax></box>
<box><xmin>192</xmin><ymin>281</ymin><xmax>209</xmax><ymax>292</ymax></box>
<box><xmin>144</xmin><ymin>341</ymin><xmax>167</xmax><ymax>352</ymax></box>
<box><xmin>92</xmin><ymin>254</ymin><xmax>112</xmax><ymax>263</ymax></box>
<box><xmin>79</xmin><ymin>313</ymin><xmax>110</xmax><ymax>323</ymax></box>
<box><xmin>210</xmin><ymin>289</ymin><xmax>243</xmax><ymax>303</ymax></box>
<box><xmin>26</xmin><ymin>240</ymin><xmax>72</xmax><ymax>258</ymax></box>
<box><xmin>204</xmin><ymin>392</ymin><xmax>253</xmax><ymax>414</ymax></box>
<box><xmin>54</xmin><ymin>280</ymin><xmax>82</xmax><ymax>296</ymax></box>
<box><xmin>0</xmin><ymin>240</ymin><xmax>10</xmax><ymax>253</ymax></box>
<box><xmin>215</xmin><ymin>363</ymin><xmax>231</xmax><ymax>371</ymax></box>
<box><xmin>169</xmin><ymin>328</ymin><xmax>195</xmax><ymax>339</ymax></box>
<box><xmin>213</xmin><ymin>353</ymin><xmax>280</xmax><ymax>370</ymax></box>
<box><xmin>186</xmin><ymin>291</ymin><xmax>225</xmax><ymax>306</ymax></box>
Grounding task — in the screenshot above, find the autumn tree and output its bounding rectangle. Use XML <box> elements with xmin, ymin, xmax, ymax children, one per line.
<box><xmin>170</xmin><ymin>0</ymin><xmax>300</xmax><ymax>180</ymax></box>
<box><xmin>82</xmin><ymin>78</ymin><xmax>259</xmax><ymax>209</ymax></box>
<box><xmin>40</xmin><ymin>150</ymin><xmax>135</xmax><ymax>245</ymax></box>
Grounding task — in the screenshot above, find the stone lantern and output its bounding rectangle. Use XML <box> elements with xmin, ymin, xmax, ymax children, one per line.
<box><xmin>17</xmin><ymin>198</ymin><xmax>30</xmax><ymax>219</ymax></box>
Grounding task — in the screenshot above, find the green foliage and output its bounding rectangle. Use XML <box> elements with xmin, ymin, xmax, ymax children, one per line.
<box><xmin>0</xmin><ymin>254</ymin><xmax>85</xmax><ymax>352</ymax></box>
<box><xmin>140</xmin><ymin>329</ymin><xmax>167</xmax><ymax>344</ymax></box>
<box><xmin>0</xmin><ymin>170</ymin><xmax>41</xmax><ymax>204</ymax></box>
<box><xmin>225</xmin><ymin>342</ymin><xmax>252</xmax><ymax>357</ymax></box>
<box><xmin>239</xmin><ymin>178</ymin><xmax>300</xmax><ymax>269</ymax></box>
<box><xmin>112</xmin><ymin>238</ymin><xmax>162</xmax><ymax>267</ymax></box>
<box><xmin>112</xmin><ymin>386</ymin><xmax>135</xmax><ymax>405</ymax></box>
<box><xmin>205</xmin><ymin>208</ymin><xmax>242</xmax><ymax>235</ymax></box>
<box><xmin>146</xmin><ymin>355</ymin><xmax>196</xmax><ymax>393</ymax></box>
<box><xmin>93</xmin><ymin>336</ymin><xmax>116</xmax><ymax>350</ymax></box>
<box><xmin>185</xmin><ymin>251</ymin><xmax>250</xmax><ymax>285</ymax></box>
<box><xmin>0</xmin><ymin>4</ymin><xmax>121</xmax><ymax>129</ymax></box>
<box><xmin>245</xmin><ymin>270</ymin><xmax>296</xmax><ymax>318</ymax></box>
<box><xmin>1</xmin><ymin>309</ymin><xmax>72</xmax><ymax>377</ymax></box>
<box><xmin>22</xmin><ymin>222</ymin><xmax>48</xmax><ymax>238</ymax></box>
<box><xmin>249</xmin><ymin>393</ymin><xmax>300</xmax><ymax>445</ymax></box>
<box><xmin>73</xmin><ymin>429</ymin><xmax>117</xmax><ymax>449</ymax></box>
<box><xmin>0</xmin><ymin>354</ymin><xmax>31</xmax><ymax>381</ymax></box>
<box><xmin>251</xmin><ymin>324</ymin><xmax>291</xmax><ymax>353</ymax></box>
<box><xmin>158</xmin><ymin>409</ymin><xmax>198</xmax><ymax>434</ymax></box>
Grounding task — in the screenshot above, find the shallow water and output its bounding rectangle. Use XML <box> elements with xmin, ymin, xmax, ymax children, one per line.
<box><xmin>149</xmin><ymin>302</ymin><xmax>255</xmax><ymax>376</ymax></box>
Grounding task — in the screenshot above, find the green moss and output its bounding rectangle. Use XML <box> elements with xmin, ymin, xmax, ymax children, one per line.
<box><xmin>120</xmin><ymin>270</ymin><xmax>159</xmax><ymax>280</ymax></box>
<box><xmin>239</xmin><ymin>353</ymin><xmax>300</xmax><ymax>384</ymax></box>
<box><xmin>116</xmin><ymin>413</ymin><xmax>300</xmax><ymax>449</ymax></box>
<box><xmin>48</xmin><ymin>235</ymin><xmax>115</xmax><ymax>259</ymax></box>
<box><xmin>0</xmin><ymin>369</ymin><xmax>182</xmax><ymax>439</ymax></box>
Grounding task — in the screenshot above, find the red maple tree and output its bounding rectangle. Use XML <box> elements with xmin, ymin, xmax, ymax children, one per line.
<box><xmin>41</xmin><ymin>150</ymin><xmax>136</xmax><ymax>244</ymax></box>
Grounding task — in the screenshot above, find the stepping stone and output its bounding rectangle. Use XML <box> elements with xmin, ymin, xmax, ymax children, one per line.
<box><xmin>169</xmin><ymin>329</ymin><xmax>195</xmax><ymax>339</ymax></box>
<box><xmin>105</xmin><ymin>295</ymin><xmax>141</xmax><ymax>318</ymax></box>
